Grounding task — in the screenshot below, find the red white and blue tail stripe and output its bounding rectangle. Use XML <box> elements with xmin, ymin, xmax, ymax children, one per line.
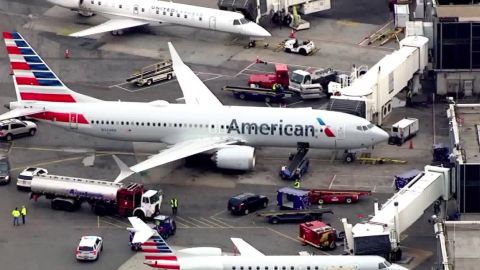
<box><xmin>3</xmin><ymin>32</ymin><xmax>99</xmax><ymax>103</ymax></box>
<box><xmin>142</xmin><ymin>236</ymin><xmax>180</xmax><ymax>269</ymax></box>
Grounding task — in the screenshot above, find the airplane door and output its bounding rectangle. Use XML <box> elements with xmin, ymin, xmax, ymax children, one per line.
<box><xmin>209</xmin><ymin>16</ymin><xmax>216</xmax><ymax>30</ymax></box>
<box><xmin>69</xmin><ymin>113</ymin><xmax>78</xmax><ymax>129</ymax></box>
<box><xmin>336</xmin><ymin>124</ymin><xmax>345</xmax><ymax>139</ymax></box>
<box><xmin>133</xmin><ymin>5</ymin><xmax>139</xmax><ymax>15</ymax></box>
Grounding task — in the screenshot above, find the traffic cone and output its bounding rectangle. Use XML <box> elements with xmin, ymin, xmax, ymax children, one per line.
<box><xmin>289</xmin><ymin>29</ymin><xmax>296</xmax><ymax>39</ymax></box>
<box><xmin>256</xmin><ymin>56</ymin><xmax>260</xmax><ymax>64</ymax></box>
<box><xmin>9</xmin><ymin>67</ymin><xmax>13</xmax><ymax>75</ymax></box>
<box><xmin>409</xmin><ymin>140</ymin><xmax>414</xmax><ymax>149</ymax></box>
<box><xmin>302</xmin><ymin>235</ymin><xmax>307</xmax><ymax>246</ymax></box>
<box><xmin>64</xmin><ymin>48</ymin><xmax>70</xmax><ymax>59</ymax></box>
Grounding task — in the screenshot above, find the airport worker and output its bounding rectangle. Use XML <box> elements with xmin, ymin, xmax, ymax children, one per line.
<box><xmin>293</xmin><ymin>180</ymin><xmax>301</xmax><ymax>189</ymax></box>
<box><xmin>12</xmin><ymin>207</ymin><xmax>20</xmax><ymax>226</ymax></box>
<box><xmin>170</xmin><ymin>198</ymin><xmax>178</xmax><ymax>215</ymax></box>
<box><xmin>21</xmin><ymin>205</ymin><xmax>27</xmax><ymax>225</ymax></box>
<box><xmin>272</xmin><ymin>83</ymin><xmax>277</xmax><ymax>92</ymax></box>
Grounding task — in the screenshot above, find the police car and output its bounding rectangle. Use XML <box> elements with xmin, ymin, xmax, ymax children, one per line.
<box><xmin>76</xmin><ymin>236</ymin><xmax>103</xmax><ymax>261</ymax></box>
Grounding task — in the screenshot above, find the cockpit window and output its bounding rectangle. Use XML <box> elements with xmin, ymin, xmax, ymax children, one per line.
<box><xmin>240</xmin><ymin>18</ymin><xmax>249</xmax><ymax>24</ymax></box>
<box><xmin>383</xmin><ymin>261</ymin><xmax>391</xmax><ymax>267</ymax></box>
<box><xmin>362</xmin><ymin>126</ymin><xmax>368</xmax><ymax>131</ymax></box>
<box><xmin>367</xmin><ymin>123</ymin><xmax>374</xmax><ymax>129</ymax></box>
<box><xmin>378</xmin><ymin>263</ymin><xmax>386</xmax><ymax>269</ymax></box>
<box><xmin>356</xmin><ymin>126</ymin><xmax>363</xmax><ymax>131</ymax></box>
<box><xmin>233</xmin><ymin>19</ymin><xmax>240</xmax><ymax>25</ymax></box>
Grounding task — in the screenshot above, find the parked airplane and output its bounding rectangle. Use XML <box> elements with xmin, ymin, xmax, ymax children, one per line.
<box><xmin>47</xmin><ymin>0</ymin><xmax>271</xmax><ymax>39</ymax></box>
<box><xmin>127</xmin><ymin>217</ymin><xmax>408</xmax><ymax>270</ymax></box>
<box><xmin>1</xmin><ymin>32</ymin><xmax>388</xmax><ymax>182</ymax></box>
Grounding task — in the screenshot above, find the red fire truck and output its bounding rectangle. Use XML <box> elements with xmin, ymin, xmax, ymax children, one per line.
<box><xmin>308</xmin><ymin>189</ymin><xmax>371</xmax><ymax>204</ymax></box>
<box><xmin>299</xmin><ymin>220</ymin><xmax>337</xmax><ymax>250</ymax></box>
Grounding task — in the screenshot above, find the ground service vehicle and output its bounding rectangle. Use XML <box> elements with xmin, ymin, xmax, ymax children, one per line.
<box><xmin>308</xmin><ymin>189</ymin><xmax>372</xmax><ymax>204</ymax></box>
<box><xmin>388</xmin><ymin>118</ymin><xmax>419</xmax><ymax>145</ymax></box>
<box><xmin>0</xmin><ymin>119</ymin><xmax>37</xmax><ymax>141</ymax></box>
<box><xmin>0</xmin><ymin>156</ymin><xmax>10</xmax><ymax>185</ymax></box>
<box><xmin>248</xmin><ymin>63</ymin><xmax>290</xmax><ymax>89</ymax></box>
<box><xmin>277</xmin><ymin>187</ymin><xmax>311</xmax><ymax>210</ymax></box>
<box><xmin>280</xmin><ymin>148</ymin><xmax>309</xmax><ymax>180</ymax></box>
<box><xmin>290</xmin><ymin>68</ymin><xmax>337</xmax><ymax>97</ymax></box>
<box><xmin>223</xmin><ymin>85</ymin><xmax>290</xmax><ymax>103</ymax></box>
<box><xmin>76</xmin><ymin>236</ymin><xmax>103</xmax><ymax>261</ymax></box>
<box><xmin>257</xmin><ymin>208</ymin><xmax>333</xmax><ymax>224</ymax></box>
<box><xmin>299</xmin><ymin>221</ymin><xmax>337</xmax><ymax>250</ymax></box>
<box><xmin>284</xmin><ymin>39</ymin><xmax>315</xmax><ymax>55</ymax></box>
<box><xmin>16</xmin><ymin>167</ymin><xmax>48</xmax><ymax>190</ymax></box>
<box><xmin>228</xmin><ymin>193</ymin><xmax>269</xmax><ymax>215</ymax></box>
<box><xmin>126</xmin><ymin>60</ymin><xmax>175</xmax><ymax>87</ymax></box>
<box><xmin>30</xmin><ymin>174</ymin><xmax>162</xmax><ymax>218</ymax></box>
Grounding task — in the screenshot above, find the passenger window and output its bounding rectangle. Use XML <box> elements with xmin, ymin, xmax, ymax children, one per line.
<box><xmin>98</xmin><ymin>1</ymin><xmax>101</xmax><ymax>5</ymax></box>
<box><xmin>179</xmin><ymin>124</ymin><xmax>182</xmax><ymax>127</ymax></box>
<box><xmin>95</xmin><ymin>121</ymin><xmax>99</xmax><ymax>124</ymax></box>
<box><xmin>126</xmin><ymin>121</ymin><xmax>129</xmax><ymax>125</ymax></box>
<box><xmin>177</xmin><ymin>13</ymin><xmax>180</xmax><ymax>17</ymax></box>
<box><xmin>141</xmin><ymin>8</ymin><xmax>145</xmax><ymax>12</ymax></box>
<box><xmin>156</xmin><ymin>10</ymin><xmax>159</xmax><ymax>14</ymax></box>
<box><xmin>184</xmin><ymin>14</ymin><xmax>187</xmax><ymax>18</ymax></box>
<box><xmin>274</xmin><ymin>267</ymin><xmax>278</xmax><ymax>270</ymax></box>
<box><xmin>119</xmin><ymin>4</ymin><xmax>122</xmax><ymax>8</ymax></box>
<box><xmin>356</xmin><ymin>126</ymin><xmax>362</xmax><ymax>131</ymax></box>
<box><xmin>142</xmin><ymin>197</ymin><xmax>149</xmax><ymax>204</ymax></box>
<box><xmin>290</xmin><ymin>267</ymin><xmax>294</xmax><ymax>270</ymax></box>
<box><xmin>170</xmin><ymin>13</ymin><xmax>173</xmax><ymax>16</ymax></box>
<box><xmin>232</xmin><ymin>267</ymin><xmax>236</xmax><ymax>270</ymax></box>
<box><xmin>248</xmin><ymin>267</ymin><xmax>252</xmax><ymax>270</ymax></box>
<box><xmin>307</xmin><ymin>267</ymin><xmax>310</xmax><ymax>270</ymax></box>
<box><xmin>141</xmin><ymin>123</ymin><xmax>144</xmax><ymax>126</ymax></box>
<box><xmin>174</xmin><ymin>124</ymin><xmax>177</xmax><ymax>127</ymax></box>
<box><xmin>91</xmin><ymin>0</ymin><xmax>94</xmax><ymax>4</ymax></box>
<box><xmin>199</xmin><ymin>17</ymin><xmax>202</xmax><ymax>21</ymax></box>
<box><xmin>163</xmin><ymin>11</ymin><xmax>166</xmax><ymax>15</ymax></box>
<box><xmin>101</xmin><ymin>121</ymin><xmax>104</xmax><ymax>124</ymax></box>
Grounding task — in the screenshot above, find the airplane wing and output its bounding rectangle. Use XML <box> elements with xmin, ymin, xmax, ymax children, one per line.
<box><xmin>168</xmin><ymin>42</ymin><xmax>223</xmax><ymax>106</ymax></box>
<box><xmin>128</xmin><ymin>217</ymin><xmax>156</xmax><ymax>244</ymax></box>
<box><xmin>0</xmin><ymin>108</ymin><xmax>45</xmax><ymax>121</ymax></box>
<box><xmin>69</xmin><ymin>18</ymin><xmax>150</xmax><ymax>37</ymax></box>
<box><xmin>230</xmin><ymin>238</ymin><xmax>265</xmax><ymax>256</ymax></box>
<box><xmin>114</xmin><ymin>137</ymin><xmax>239</xmax><ymax>182</ymax></box>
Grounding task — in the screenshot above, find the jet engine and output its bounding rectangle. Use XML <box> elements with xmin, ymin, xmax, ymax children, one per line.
<box><xmin>212</xmin><ymin>146</ymin><xmax>255</xmax><ymax>170</ymax></box>
<box><xmin>177</xmin><ymin>247</ymin><xmax>222</xmax><ymax>256</ymax></box>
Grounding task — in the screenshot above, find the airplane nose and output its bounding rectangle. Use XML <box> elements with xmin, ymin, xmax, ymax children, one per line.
<box><xmin>247</xmin><ymin>23</ymin><xmax>271</xmax><ymax>38</ymax></box>
<box><xmin>373</xmin><ymin>126</ymin><xmax>389</xmax><ymax>144</ymax></box>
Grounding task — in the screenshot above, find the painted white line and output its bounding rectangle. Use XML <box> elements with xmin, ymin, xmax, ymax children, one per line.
<box><xmin>328</xmin><ymin>174</ymin><xmax>337</xmax><ymax>189</ymax></box>
<box><xmin>113</xmin><ymin>85</ymin><xmax>134</xmax><ymax>92</ymax></box>
<box><xmin>202</xmin><ymin>75</ymin><xmax>224</xmax><ymax>82</ymax></box>
<box><xmin>196</xmin><ymin>71</ymin><xmax>228</xmax><ymax>77</ymax></box>
<box><xmin>286</xmin><ymin>101</ymin><xmax>303</xmax><ymax>107</ymax></box>
<box><xmin>108</xmin><ymin>82</ymin><xmax>129</xmax><ymax>88</ymax></box>
<box><xmin>235</xmin><ymin>62</ymin><xmax>257</xmax><ymax>77</ymax></box>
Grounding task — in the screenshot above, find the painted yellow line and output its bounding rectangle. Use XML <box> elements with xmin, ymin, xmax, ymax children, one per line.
<box><xmin>199</xmin><ymin>217</ymin><xmax>229</xmax><ymax>228</ymax></box>
<box><xmin>101</xmin><ymin>219</ymin><xmax>125</xmax><ymax>229</ymax></box>
<box><xmin>103</xmin><ymin>216</ymin><xmax>131</xmax><ymax>227</ymax></box>
<box><xmin>209</xmin><ymin>217</ymin><xmax>234</xmax><ymax>228</ymax></box>
<box><xmin>188</xmin><ymin>217</ymin><xmax>215</xmax><ymax>227</ymax></box>
<box><xmin>175</xmin><ymin>216</ymin><xmax>201</xmax><ymax>227</ymax></box>
<box><xmin>97</xmin><ymin>216</ymin><xmax>100</xmax><ymax>228</ymax></box>
<box><xmin>174</xmin><ymin>221</ymin><xmax>190</xmax><ymax>228</ymax></box>
<box><xmin>211</xmin><ymin>209</ymin><xmax>226</xmax><ymax>218</ymax></box>
<box><xmin>8</xmin><ymin>141</ymin><xmax>14</xmax><ymax>154</ymax></box>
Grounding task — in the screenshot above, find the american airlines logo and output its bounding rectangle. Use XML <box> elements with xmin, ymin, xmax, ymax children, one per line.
<box><xmin>227</xmin><ymin>118</ymin><xmax>335</xmax><ymax>137</ymax></box>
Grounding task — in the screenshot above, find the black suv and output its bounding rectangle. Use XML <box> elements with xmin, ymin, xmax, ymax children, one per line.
<box><xmin>228</xmin><ymin>193</ymin><xmax>269</xmax><ymax>215</ymax></box>
<box><xmin>0</xmin><ymin>156</ymin><xmax>11</xmax><ymax>185</ymax></box>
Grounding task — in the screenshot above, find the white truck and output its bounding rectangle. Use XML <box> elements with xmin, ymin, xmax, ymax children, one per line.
<box><xmin>30</xmin><ymin>174</ymin><xmax>162</xmax><ymax>219</ymax></box>
<box><xmin>126</xmin><ymin>60</ymin><xmax>175</xmax><ymax>87</ymax></box>
<box><xmin>289</xmin><ymin>68</ymin><xmax>337</xmax><ymax>99</ymax></box>
<box><xmin>388</xmin><ymin>118</ymin><xmax>419</xmax><ymax>146</ymax></box>
<box><xmin>284</xmin><ymin>39</ymin><xmax>316</xmax><ymax>55</ymax></box>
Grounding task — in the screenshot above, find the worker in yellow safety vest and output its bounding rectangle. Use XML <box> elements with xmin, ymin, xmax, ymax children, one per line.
<box><xmin>12</xmin><ymin>207</ymin><xmax>20</xmax><ymax>226</ymax></box>
<box><xmin>21</xmin><ymin>205</ymin><xmax>27</xmax><ymax>225</ymax></box>
<box><xmin>170</xmin><ymin>198</ymin><xmax>178</xmax><ymax>215</ymax></box>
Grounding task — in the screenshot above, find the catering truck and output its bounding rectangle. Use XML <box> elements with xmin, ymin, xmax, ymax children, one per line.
<box><xmin>30</xmin><ymin>174</ymin><xmax>162</xmax><ymax>219</ymax></box>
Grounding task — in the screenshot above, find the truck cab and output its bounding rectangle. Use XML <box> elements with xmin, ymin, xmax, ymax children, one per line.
<box><xmin>248</xmin><ymin>63</ymin><xmax>289</xmax><ymax>89</ymax></box>
<box><xmin>133</xmin><ymin>189</ymin><xmax>163</xmax><ymax>220</ymax></box>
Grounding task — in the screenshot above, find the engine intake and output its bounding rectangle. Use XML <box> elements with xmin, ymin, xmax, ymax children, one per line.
<box><xmin>212</xmin><ymin>146</ymin><xmax>255</xmax><ymax>170</ymax></box>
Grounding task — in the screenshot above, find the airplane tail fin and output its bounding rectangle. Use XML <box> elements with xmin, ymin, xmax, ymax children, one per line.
<box><xmin>3</xmin><ymin>32</ymin><xmax>100</xmax><ymax>103</ymax></box>
<box><xmin>127</xmin><ymin>217</ymin><xmax>179</xmax><ymax>269</ymax></box>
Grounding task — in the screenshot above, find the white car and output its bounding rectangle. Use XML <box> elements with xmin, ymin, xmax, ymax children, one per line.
<box><xmin>0</xmin><ymin>119</ymin><xmax>37</xmax><ymax>141</ymax></box>
<box><xmin>76</xmin><ymin>236</ymin><xmax>103</xmax><ymax>261</ymax></box>
<box><xmin>16</xmin><ymin>167</ymin><xmax>48</xmax><ymax>191</ymax></box>
<box><xmin>284</xmin><ymin>39</ymin><xmax>315</xmax><ymax>56</ymax></box>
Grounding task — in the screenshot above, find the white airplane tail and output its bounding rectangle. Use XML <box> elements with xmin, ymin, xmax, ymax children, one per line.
<box><xmin>3</xmin><ymin>32</ymin><xmax>100</xmax><ymax>103</ymax></box>
<box><xmin>128</xmin><ymin>217</ymin><xmax>180</xmax><ymax>269</ymax></box>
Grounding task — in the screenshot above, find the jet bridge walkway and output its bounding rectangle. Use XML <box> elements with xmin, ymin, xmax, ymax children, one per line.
<box><xmin>342</xmin><ymin>165</ymin><xmax>451</xmax><ymax>261</ymax></box>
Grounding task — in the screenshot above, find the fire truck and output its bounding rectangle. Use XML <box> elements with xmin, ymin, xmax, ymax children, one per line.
<box><xmin>30</xmin><ymin>174</ymin><xmax>162</xmax><ymax>219</ymax></box>
<box><xmin>299</xmin><ymin>220</ymin><xmax>338</xmax><ymax>250</ymax></box>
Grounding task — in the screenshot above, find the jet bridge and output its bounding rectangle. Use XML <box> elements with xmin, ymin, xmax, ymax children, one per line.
<box><xmin>328</xmin><ymin>36</ymin><xmax>429</xmax><ymax>125</ymax></box>
<box><xmin>342</xmin><ymin>165</ymin><xmax>451</xmax><ymax>261</ymax></box>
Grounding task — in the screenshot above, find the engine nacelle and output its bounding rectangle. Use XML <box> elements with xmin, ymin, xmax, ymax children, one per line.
<box><xmin>177</xmin><ymin>247</ymin><xmax>222</xmax><ymax>256</ymax></box>
<box><xmin>212</xmin><ymin>146</ymin><xmax>255</xmax><ymax>170</ymax></box>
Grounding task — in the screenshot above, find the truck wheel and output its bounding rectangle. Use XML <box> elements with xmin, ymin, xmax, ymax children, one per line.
<box><xmin>285</xmin><ymin>48</ymin><xmax>291</xmax><ymax>53</ymax></box>
<box><xmin>134</xmin><ymin>210</ymin><xmax>146</xmax><ymax>220</ymax></box>
<box><xmin>262</xmin><ymin>201</ymin><xmax>268</xmax><ymax>208</ymax></box>
<box><xmin>271</xmin><ymin>217</ymin><xmax>279</xmax><ymax>224</ymax></box>
<box><xmin>344</xmin><ymin>154</ymin><xmax>354</xmax><ymax>163</ymax></box>
<box><xmin>5</xmin><ymin>134</ymin><xmax>12</xmax><ymax>141</ymax></box>
<box><xmin>167</xmin><ymin>74</ymin><xmax>173</xmax><ymax>80</ymax></box>
<box><xmin>244</xmin><ymin>208</ymin><xmax>249</xmax><ymax>215</ymax></box>
<box><xmin>299</xmin><ymin>49</ymin><xmax>307</xmax><ymax>56</ymax></box>
<box><xmin>345</xmin><ymin>197</ymin><xmax>353</xmax><ymax>204</ymax></box>
<box><xmin>29</xmin><ymin>129</ymin><xmax>36</xmax><ymax>136</ymax></box>
<box><xmin>146</xmin><ymin>79</ymin><xmax>153</xmax><ymax>86</ymax></box>
<box><xmin>265</xmin><ymin>96</ymin><xmax>271</xmax><ymax>103</ymax></box>
<box><xmin>329</xmin><ymin>240</ymin><xmax>337</xmax><ymax>250</ymax></box>
<box><xmin>318</xmin><ymin>199</ymin><xmax>324</xmax><ymax>205</ymax></box>
<box><xmin>239</xmin><ymin>93</ymin><xmax>246</xmax><ymax>100</ymax></box>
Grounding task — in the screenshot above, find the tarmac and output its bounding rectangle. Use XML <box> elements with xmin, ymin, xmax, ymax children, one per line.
<box><xmin>0</xmin><ymin>0</ymin><xmax>448</xmax><ymax>269</ymax></box>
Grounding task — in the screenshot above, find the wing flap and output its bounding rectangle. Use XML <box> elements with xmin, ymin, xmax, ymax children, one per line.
<box><xmin>69</xmin><ymin>19</ymin><xmax>150</xmax><ymax>37</ymax></box>
<box><xmin>168</xmin><ymin>42</ymin><xmax>223</xmax><ymax>106</ymax></box>
<box><xmin>231</xmin><ymin>238</ymin><xmax>264</xmax><ymax>256</ymax></box>
<box><xmin>114</xmin><ymin>137</ymin><xmax>238</xmax><ymax>182</ymax></box>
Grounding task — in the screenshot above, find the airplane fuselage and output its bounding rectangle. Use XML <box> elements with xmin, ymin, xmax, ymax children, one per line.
<box><xmin>17</xmin><ymin>100</ymin><xmax>385</xmax><ymax>150</ymax></box>
<box><xmin>49</xmin><ymin>0</ymin><xmax>270</xmax><ymax>37</ymax></box>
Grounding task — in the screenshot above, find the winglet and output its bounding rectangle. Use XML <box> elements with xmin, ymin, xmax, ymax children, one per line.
<box><xmin>113</xmin><ymin>155</ymin><xmax>134</xmax><ymax>183</ymax></box>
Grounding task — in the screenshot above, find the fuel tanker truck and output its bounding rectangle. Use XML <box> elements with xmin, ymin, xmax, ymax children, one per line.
<box><xmin>30</xmin><ymin>174</ymin><xmax>162</xmax><ymax>219</ymax></box>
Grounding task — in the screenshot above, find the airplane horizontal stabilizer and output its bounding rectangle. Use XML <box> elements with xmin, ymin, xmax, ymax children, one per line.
<box><xmin>0</xmin><ymin>108</ymin><xmax>45</xmax><ymax>121</ymax></box>
<box><xmin>69</xmin><ymin>19</ymin><xmax>150</xmax><ymax>37</ymax></box>
<box><xmin>231</xmin><ymin>238</ymin><xmax>264</xmax><ymax>256</ymax></box>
